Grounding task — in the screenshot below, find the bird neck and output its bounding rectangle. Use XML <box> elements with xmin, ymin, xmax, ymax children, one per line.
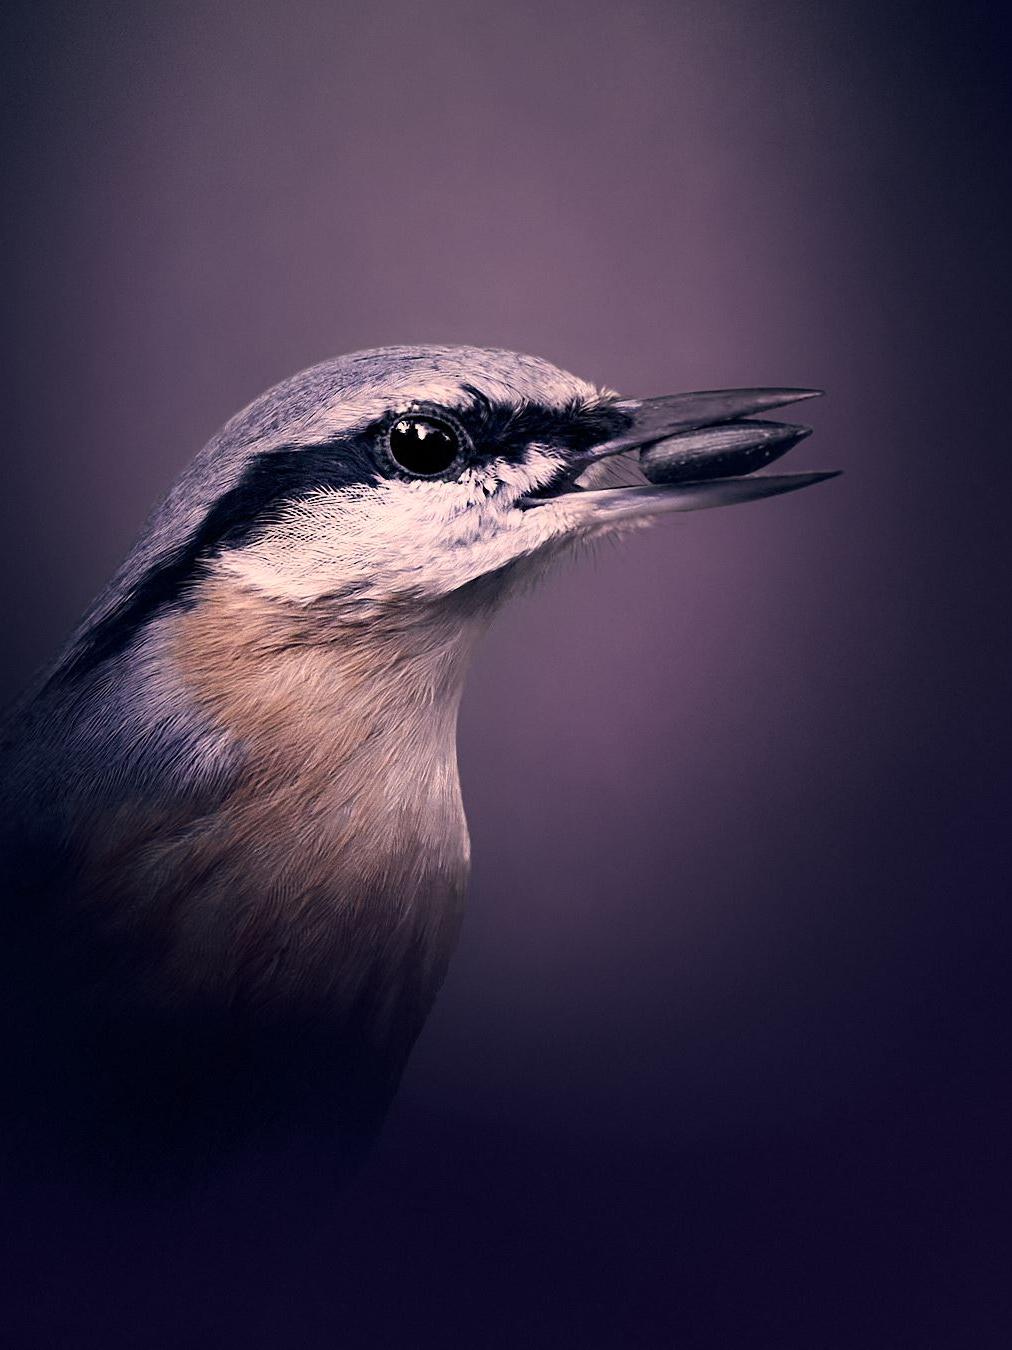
<box><xmin>176</xmin><ymin>571</ymin><xmax>477</xmax><ymax>743</ymax></box>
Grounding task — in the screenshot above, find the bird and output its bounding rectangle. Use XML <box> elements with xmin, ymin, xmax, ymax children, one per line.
<box><xmin>0</xmin><ymin>345</ymin><xmax>836</xmax><ymax>1180</ymax></box>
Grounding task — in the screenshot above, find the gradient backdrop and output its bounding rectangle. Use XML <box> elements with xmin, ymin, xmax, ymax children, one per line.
<box><xmin>2</xmin><ymin>2</ymin><xmax>1010</xmax><ymax>1346</ymax></box>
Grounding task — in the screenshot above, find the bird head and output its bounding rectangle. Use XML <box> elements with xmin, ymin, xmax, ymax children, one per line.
<box><xmin>62</xmin><ymin>345</ymin><xmax>834</xmax><ymax>686</ymax></box>
<box><xmin>208</xmin><ymin>345</ymin><xmax>832</xmax><ymax>621</ymax></box>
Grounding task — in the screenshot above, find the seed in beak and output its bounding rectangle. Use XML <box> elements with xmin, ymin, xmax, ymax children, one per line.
<box><xmin>640</xmin><ymin>420</ymin><xmax>813</xmax><ymax>486</ymax></box>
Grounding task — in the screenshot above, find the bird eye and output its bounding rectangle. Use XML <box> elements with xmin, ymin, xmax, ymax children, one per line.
<box><xmin>386</xmin><ymin>416</ymin><xmax>462</xmax><ymax>477</ymax></box>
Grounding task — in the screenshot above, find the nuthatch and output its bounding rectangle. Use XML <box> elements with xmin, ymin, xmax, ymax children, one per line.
<box><xmin>0</xmin><ymin>346</ymin><xmax>834</xmax><ymax>1173</ymax></box>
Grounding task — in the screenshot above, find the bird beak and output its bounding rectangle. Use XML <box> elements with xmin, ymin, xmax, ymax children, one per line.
<box><xmin>521</xmin><ymin>387</ymin><xmax>839</xmax><ymax>520</ymax></box>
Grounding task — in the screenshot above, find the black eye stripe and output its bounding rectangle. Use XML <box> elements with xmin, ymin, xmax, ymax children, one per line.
<box><xmin>375</xmin><ymin>394</ymin><xmax>631</xmax><ymax>477</ymax></box>
<box><xmin>457</xmin><ymin>387</ymin><xmax>631</xmax><ymax>462</ymax></box>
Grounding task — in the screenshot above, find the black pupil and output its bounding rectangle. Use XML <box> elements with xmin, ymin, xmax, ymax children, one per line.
<box><xmin>388</xmin><ymin>417</ymin><xmax>459</xmax><ymax>476</ymax></box>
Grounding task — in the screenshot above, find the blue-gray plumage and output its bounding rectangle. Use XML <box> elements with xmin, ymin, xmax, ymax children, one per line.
<box><xmin>0</xmin><ymin>346</ymin><xmax>834</xmax><ymax>1177</ymax></box>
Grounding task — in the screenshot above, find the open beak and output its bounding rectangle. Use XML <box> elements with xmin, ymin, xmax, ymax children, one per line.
<box><xmin>521</xmin><ymin>387</ymin><xmax>838</xmax><ymax>518</ymax></box>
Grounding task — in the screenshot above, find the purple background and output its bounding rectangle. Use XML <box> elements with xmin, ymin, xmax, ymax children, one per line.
<box><xmin>2</xmin><ymin>1</ymin><xmax>1010</xmax><ymax>1346</ymax></box>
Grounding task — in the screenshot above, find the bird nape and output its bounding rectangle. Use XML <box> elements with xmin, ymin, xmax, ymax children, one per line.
<box><xmin>0</xmin><ymin>345</ymin><xmax>836</xmax><ymax>1183</ymax></box>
